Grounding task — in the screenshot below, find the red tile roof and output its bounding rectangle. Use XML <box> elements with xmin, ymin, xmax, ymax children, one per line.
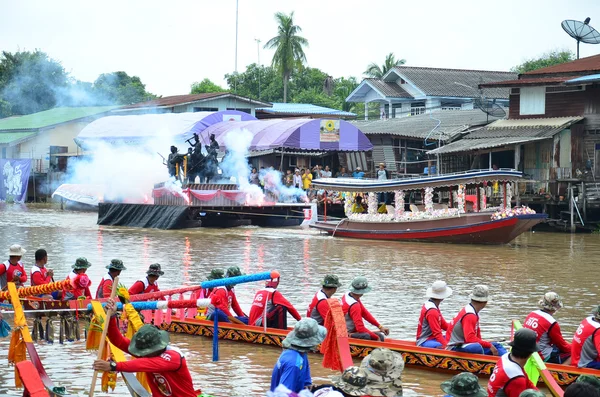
<box><xmin>479</xmin><ymin>76</ymin><xmax>580</xmax><ymax>88</ymax></box>
<box><xmin>121</xmin><ymin>93</ymin><xmax>271</xmax><ymax>109</ymax></box>
<box><xmin>523</xmin><ymin>53</ymin><xmax>600</xmax><ymax>76</ymax></box>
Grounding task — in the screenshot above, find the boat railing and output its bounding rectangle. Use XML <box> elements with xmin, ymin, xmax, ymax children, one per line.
<box><xmin>333</xmin><ymin>168</ymin><xmax>519</xmax><ymax>184</ymax></box>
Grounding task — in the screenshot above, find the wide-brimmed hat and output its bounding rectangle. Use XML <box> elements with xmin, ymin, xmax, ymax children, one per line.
<box><xmin>469</xmin><ymin>285</ymin><xmax>489</xmax><ymax>302</ymax></box>
<box><xmin>106</xmin><ymin>259</ymin><xmax>126</xmax><ymax>271</ymax></box>
<box><xmin>128</xmin><ymin>324</ymin><xmax>170</xmax><ymax>357</ymax></box>
<box><xmin>332</xmin><ymin>366</ymin><xmax>369</xmax><ymax>396</ymax></box>
<box><xmin>322</xmin><ymin>275</ymin><xmax>341</xmax><ymax>288</ymax></box>
<box><xmin>576</xmin><ymin>374</ymin><xmax>600</xmax><ymax>391</ymax></box>
<box><xmin>365</xmin><ymin>378</ymin><xmax>403</xmax><ymax>397</ymax></box>
<box><xmin>538</xmin><ymin>292</ymin><xmax>563</xmax><ymax>311</ymax></box>
<box><xmin>440</xmin><ymin>372</ymin><xmax>487</xmax><ymax>397</ymax></box>
<box><xmin>225</xmin><ymin>266</ymin><xmax>244</xmax><ymax>278</ymax></box>
<box><xmin>426</xmin><ymin>280</ymin><xmax>453</xmax><ymax>300</ymax></box>
<box><xmin>8</xmin><ymin>244</ymin><xmax>26</xmax><ymax>257</ymax></box>
<box><xmin>72</xmin><ymin>257</ymin><xmax>91</xmax><ymax>270</ymax></box>
<box><xmin>349</xmin><ymin>276</ymin><xmax>372</xmax><ymax>294</ymax></box>
<box><xmin>360</xmin><ymin>348</ymin><xmax>405</xmax><ymax>384</ymax></box>
<box><xmin>282</xmin><ymin>318</ymin><xmax>327</xmax><ymax>351</ymax></box>
<box><xmin>519</xmin><ymin>389</ymin><xmax>547</xmax><ymax>397</ymax></box>
<box><xmin>509</xmin><ymin>328</ymin><xmax>540</xmax><ymax>354</ymax></box>
<box><xmin>207</xmin><ymin>268</ymin><xmax>224</xmax><ymax>280</ymax></box>
<box><xmin>146</xmin><ymin>263</ymin><xmax>164</xmax><ymax>276</ymax></box>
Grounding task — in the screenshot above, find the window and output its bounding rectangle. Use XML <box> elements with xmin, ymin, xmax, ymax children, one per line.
<box><xmin>49</xmin><ymin>146</ymin><xmax>68</xmax><ymax>172</ymax></box>
<box><xmin>511</xmin><ymin>88</ymin><xmax>520</xmax><ymax>95</ymax></box>
<box><xmin>227</xmin><ymin>108</ymin><xmax>251</xmax><ymax>114</ymax></box>
<box><xmin>519</xmin><ymin>87</ymin><xmax>546</xmax><ymax>115</ymax></box>
<box><xmin>193</xmin><ymin>107</ymin><xmax>218</xmax><ymax>112</ymax></box>
<box><xmin>546</xmin><ymin>85</ymin><xmax>584</xmax><ymax>93</ymax></box>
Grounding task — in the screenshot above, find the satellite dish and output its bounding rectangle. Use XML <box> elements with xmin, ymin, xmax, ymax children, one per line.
<box><xmin>561</xmin><ymin>18</ymin><xmax>600</xmax><ymax>59</ymax></box>
<box><xmin>474</xmin><ymin>97</ymin><xmax>506</xmax><ymax>119</ymax></box>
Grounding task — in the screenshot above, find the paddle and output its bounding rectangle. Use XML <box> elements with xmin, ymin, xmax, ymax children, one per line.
<box><xmin>89</xmin><ymin>276</ymin><xmax>119</xmax><ymax>397</ymax></box>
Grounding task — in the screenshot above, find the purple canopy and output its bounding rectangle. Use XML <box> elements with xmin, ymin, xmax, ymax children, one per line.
<box><xmin>200</xmin><ymin>119</ymin><xmax>373</xmax><ymax>151</ymax></box>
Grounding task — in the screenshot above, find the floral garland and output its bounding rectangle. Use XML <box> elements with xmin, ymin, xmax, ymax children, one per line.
<box><xmin>491</xmin><ymin>205</ymin><xmax>536</xmax><ymax>220</ymax></box>
<box><xmin>424</xmin><ymin>187</ymin><xmax>434</xmax><ymax>213</ymax></box>
<box><xmin>479</xmin><ymin>187</ymin><xmax>487</xmax><ymax>211</ymax></box>
<box><xmin>349</xmin><ymin>208</ymin><xmax>460</xmax><ymax>222</ymax></box>
<box><xmin>367</xmin><ymin>192</ymin><xmax>377</xmax><ymax>215</ymax></box>
<box><xmin>344</xmin><ymin>192</ymin><xmax>353</xmax><ymax>217</ymax></box>
<box><xmin>506</xmin><ymin>183</ymin><xmax>513</xmax><ymax>209</ymax></box>
<box><xmin>456</xmin><ymin>184</ymin><xmax>465</xmax><ymax>213</ymax></box>
<box><xmin>394</xmin><ymin>190</ymin><xmax>405</xmax><ymax>219</ymax></box>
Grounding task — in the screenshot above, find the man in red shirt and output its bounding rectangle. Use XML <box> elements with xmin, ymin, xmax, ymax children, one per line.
<box><xmin>63</xmin><ymin>258</ymin><xmax>92</xmax><ymax>300</ymax></box>
<box><xmin>306</xmin><ymin>274</ymin><xmax>341</xmax><ymax>325</ymax></box>
<box><xmin>93</xmin><ymin>298</ymin><xmax>198</xmax><ymax>397</ymax></box>
<box><xmin>487</xmin><ymin>328</ymin><xmax>540</xmax><ymax>397</ymax></box>
<box><xmin>571</xmin><ymin>305</ymin><xmax>600</xmax><ymax>369</ymax></box>
<box><xmin>202</xmin><ymin>268</ymin><xmax>224</xmax><ymax>298</ymax></box>
<box><xmin>1</xmin><ymin>244</ymin><xmax>27</xmax><ymax>289</ymax></box>
<box><xmin>249</xmin><ymin>276</ymin><xmax>301</xmax><ymax>329</ymax></box>
<box><xmin>30</xmin><ymin>249</ymin><xmax>57</xmax><ymax>299</ymax></box>
<box><xmin>342</xmin><ymin>276</ymin><xmax>389</xmax><ymax>341</ymax></box>
<box><xmin>523</xmin><ymin>292</ymin><xmax>571</xmax><ymax>364</ymax></box>
<box><xmin>416</xmin><ymin>280</ymin><xmax>452</xmax><ymax>349</ymax></box>
<box><xmin>206</xmin><ymin>266</ymin><xmax>248</xmax><ymax>324</ymax></box>
<box><xmin>128</xmin><ymin>264</ymin><xmax>163</xmax><ymax>296</ymax></box>
<box><xmin>96</xmin><ymin>259</ymin><xmax>126</xmax><ymax>299</ymax></box>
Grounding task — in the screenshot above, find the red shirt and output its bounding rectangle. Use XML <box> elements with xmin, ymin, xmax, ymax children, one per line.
<box><xmin>306</xmin><ymin>290</ymin><xmax>331</xmax><ymax>325</ymax></box>
<box><xmin>1</xmin><ymin>260</ymin><xmax>27</xmax><ymax>286</ymax></box>
<box><xmin>63</xmin><ymin>271</ymin><xmax>92</xmax><ymax>300</ymax></box>
<box><xmin>416</xmin><ymin>300</ymin><xmax>448</xmax><ymax>347</ymax></box>
<box><xmin>341</xmin><ymin>292</ymin><xmax>381</xmax><ymax>340</ymax></box>
<box><xmin>523</xmin><ymin>310</ymin><xmax>571</xmax><ymax>359</ymax></box>
<box><xmin>129</xmin><ymin>278</ymin><xmax>160</xmax><ymax>296</ymax></box>
<box><xmin>447</xmin><ymin>303</ymin><xmax>491</xmax><ymax>348</ymax></box>
<box><xmin>107</xmin><ymin>317</ymin><xmax>197</xmax><ymax>397</ymax></box>
<box><xmin>572</xmin><ymin>316</ymin><xmax>600</xmax><ymax>367</ymax></box>
<box><xmin>30</xmin><ymin>265</ymin><xmax>52</xmax><ymax>286</ymax></box>
<box><xmin>248</xmin><ymin>288</ymin><xmax>301</xmax><ymax>326</ymax></box>
<box><xmin>487</xmin><ymin>353</ymin><xmax>537</xmax><ymax>397</ymax></box>
<box><xmin>208</xmin><ymin>286</ymin><xmax>246</xmax><ymax>318</ymax></box>
<box><xmin>96</xmin><ymin>273</ymin><xmax>115</xmax><ymax>299</ymax></box>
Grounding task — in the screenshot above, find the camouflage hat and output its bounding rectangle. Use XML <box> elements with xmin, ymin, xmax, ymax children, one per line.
<box><xmin>282</xmin><ymin>318</ymin><xmax>327</xmax><ymax>351</ymax></box>
<box><xmin>146</xmin><ymin>263</ymin><xmax>164</xmax><ymax>276</ymax></box>
<box><xmin>106</xmin><ymin>259</ymin><xmax>126</xmax><ymax>271</ymax></box>
<box><xmin>538</xmin><ymin>292</ymin><xmax>564</xmax><ymax>311</ymax></box>
<box><xmin>360</xmin><ymin>348</ymin><xmax>404</xmax><ymax>384</ymax></box>
<box><xmin>440</xmin><ymin>372</ymin><xmax>487</xmax><ymax>397</ymax></box>
<box><xmin>519</xmin><ymin>389</ymin><xmax>546</xmax><ymax>397</ymax></box>
<box><xmin>576</xmin><ymin>375</ymin><xmax>600</xmax><ymax>391</ymax></box>
<box><xmin>322</xmin><ymin>275</ymin><xmax>341</xmax><ymax>288</ymax></box>
<box><xmin>207</xmin><ymin>268</ymin><xmax>224</xmax><ymax>280</ymax></box>
<box><xmin>349</xmin><ymin>276</ymin><xmax>372</xmax><ymax>294</ymax></box>
<box><xmin>469</xmin><ymin>285</ymin><xmax>489</xmax><ymax>302</ymax></box>
<box><xmin>128</xmin><ymin>324</ymin><xmax>169</xmax><ymax>357</ymax></box>
<box><xmin>332</xmin><ymin>366</ymin><xmax>368</xmax><ymax>396</ymax></box>
<box><xmin>72</xmin><ymin>257</ymin><xmax>91</xmax><ymax>270</ymax></box>
<box><xmin>225</xmin><ymin>266</ymin><xmax>244</xmax><ymax>278</ymax></box>
<box><xmin>593</xmin><ymin>305</ymin><xmax>600</xmax><ymax>322</ymax></box>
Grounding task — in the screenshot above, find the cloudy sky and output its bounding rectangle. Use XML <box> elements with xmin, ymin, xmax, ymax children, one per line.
<box><xmin>2</xmin><ymin>0</ymin><xmax>599</xmax><ymax>96</ymax></box>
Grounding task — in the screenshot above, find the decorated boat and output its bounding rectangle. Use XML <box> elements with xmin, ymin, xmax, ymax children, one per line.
<box><xmin>309</xmin><ymin>169</ymin><xmax>547</xmax><ymax>244</ymax></box>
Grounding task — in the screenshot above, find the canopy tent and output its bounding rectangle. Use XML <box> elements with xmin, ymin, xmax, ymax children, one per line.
<box><xmin>199</xmin><ymin>118</ymin><xmax>373</xmax><ymax>152</ymax></box>
<box><xmin>75</xmin><ymin>110</ymin><xmax>256</xmax><ymax>149</ymax></box>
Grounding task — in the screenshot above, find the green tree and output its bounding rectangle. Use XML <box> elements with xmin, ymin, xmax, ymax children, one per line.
<box><xmin>510</xmin><ymin>50</ymin><xmax>575</xmax><ymax>74</ymax></box>
<box><xmin>263</xmin><ymin>11</ymin><xmax>309</xmax><ymax>103</ymax></box>
<box><xmin>225</xmin><ymin>63</ymin><xmax>283</xmax><ymax>103</ymax></box>
<box><xmin>333</xmin><ymin>77</ymin><xmax>359</xmax><ymax>112</ymax></box>
<box><xmin>364</xmin><ymin>52</ymin><xmax>406</xmax><ymax>78</ymax></box>
<box><xmin>93</xmin><ymin>71</ymin><xmax>156</xmax><ymax>105</ymax></box>
<box><xmin>190</xmin><ymin>78</ymin><xmax>226</xmax><ymax>94</ymax></box>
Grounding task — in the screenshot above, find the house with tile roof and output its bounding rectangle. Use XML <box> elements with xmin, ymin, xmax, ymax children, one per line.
<box><xmin>255</xmin><ymin>103</ymin><xmax>355</xmax><ymax>119</ymax></box>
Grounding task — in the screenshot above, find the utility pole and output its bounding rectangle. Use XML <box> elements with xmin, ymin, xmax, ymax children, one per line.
<box><xmin>233</xmin><ymin>0</ymin><xmax>239</xmax><ymax>109</ymax></box>
<box><xmin>255</xmin><ymin>38</ymin><xmax>261</xmax><ymax>100</ymax></box>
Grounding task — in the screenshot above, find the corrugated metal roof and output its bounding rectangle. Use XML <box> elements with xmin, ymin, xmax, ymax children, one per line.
<box><xmin>466</xmin><ymin>116</ymin><xmax>583</xmax><ymax>139</ymax></box>
<box><xmin>427</xmin><ymin>136</ymin><xmax>549</xmax><ymax>155</ymax></box>
<box><xmin>247</xmin><ymin>149</ymin><xmax>325</xmax><ymax>158</ymax></box>
<box><xmin>479</xmin><ymin>76</ymin><xmax>579</xmax><ymax>88</ymax></box>
<box><xmin>119</xmin><ymin>93</ymin><xmax>272</xmax><ymax>109</ymax></box>
<box><xmin>365</xmin><ymin>79</ymin><xmax>412</xmax><ymax>98</ymax></box>
<box><xmin>0</xmin><ymin>132</ymin><xmax>37</xmax><ymax>146</ymax></box>
<box><xmin>523</xmin><ymin>53</ymin><xmax>600</xmax><ymax>75</ymax></box>
<box><xmin>566</xmin><ymin>74</ymin><xmax>600</xmax><ymax>84</ymax></box>
<box><xmin>255</xmin><ymin>103</ymin><xmax>356</xmax><ymax>117</ymax></box>
<box><xmin>0</xmin><ymin>106</ymin><xmax>118</xmax><ymax>131</ymax></box>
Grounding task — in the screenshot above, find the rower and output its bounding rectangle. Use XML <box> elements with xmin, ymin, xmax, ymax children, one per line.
<box><xmin>446</xmin><ymin>285</ymin><xmax>507</xmax><ymax>356</ymax></box>
<box><xmin>306</xmin><ymin>275</ymin><xmax>341</xmax><ymax>325</ymax></box>
<box><xmin>128</xmin><ymin>264</ymin><xmax>164</xmax><ymax>297</ymax></box>
<box><xmin>96</xmin><ymin>259</ymin><xmax>126</xmax><ymax>299</ymax></box>
<box><xmin>341</xmin><ymin>276</ymin><xmax>389</xmax><ymax>341</ymax></box>
<box><xmin>523</xmin><ymin>292</ymin><xmax>571</xmax><ymax>364</ymax></box>
<box><xmin>248</xmin><ymin>276</ymin><xmax>302</xmax><ymax>329</ymax></box>
<box><xmin>487</xmin><ymin>328</ymin><xmax>540</xmax><ymax>397</ymax></box>
<box><xmin>416</xmin><ymin>280</ymin><xmax>452</xmax><ymax>349</ymax></box>
<box><xmin>571</xmin><ymin>305</ymin><xmax>600</xmax><ymax>369</ymax></box>
<box><xmin>205</xmin><ymin>266</ymin><xmax>248</xmax><ymax>324</ymax></box>
<box><xmin>202</xmin><ymin>268</ymin><xmax>224</xmax><ymax>298</ymax></box>
<box><xmin>30</xmin><ymin>249</ymin><xmax>57</xmax><ymax>299</ymax></box>
<box><xmin>1</xmin><ymin>244</ymin><xmax>27</xmax><ymax>289</ymax></box>
<box><xmin>63</xmin><ymin>258</ymin><xmax>92</xmax><ymax>300</ymax></box>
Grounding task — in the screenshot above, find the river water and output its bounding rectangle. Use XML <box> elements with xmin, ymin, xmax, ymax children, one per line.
<box><xmin>0</xmin><ymin>205</ymin><xmax>598</xmax><ymax>396</ymax></box>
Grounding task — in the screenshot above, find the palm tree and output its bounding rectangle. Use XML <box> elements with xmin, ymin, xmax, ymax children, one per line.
<box><xmin>264</xmin><ymin>12</ymin><xmax>308</xmax><ymax>103</ymax></box>
<box><xmin>364</xmin><ymin>52</ymin><xmax>406</xmax><ymax>79</ymax></box>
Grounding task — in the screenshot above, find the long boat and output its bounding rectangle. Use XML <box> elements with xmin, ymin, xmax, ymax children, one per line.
<box><xmin>310</xmin><ymin>169</ymin><xmax>547</xmax><ymax>244</ymax></box>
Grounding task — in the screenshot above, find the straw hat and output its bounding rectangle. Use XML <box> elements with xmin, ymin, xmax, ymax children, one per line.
<box><xmin>426</xmin><ymin>280</ymin><xmax>453</xmax><ymax>300</ymax></box>
<box><xmin>469</xmin><ymin>285</ymin><xmax>489</xmax><ymax>302</ymax></box>
<box><xmin>281</xmin><ymin>318</ymin><xmax>327</xmax><ymax>352</ymax></box>
<box><xmin>8</xmin><ymin>245</ymin><xmax>26</xmax><ymax>257</ymax></box>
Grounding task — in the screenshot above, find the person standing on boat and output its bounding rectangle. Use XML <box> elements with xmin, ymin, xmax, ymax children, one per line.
<box><xmin>0</xmin><ymin>244</ymin><xmax>27</xmax><ymax>289</ymax></box>
<box><xmin>128</xmin><ymin>264</ymin><xmax>164</xmax><ymax>297</ymax></box>
<box><xmin>416</xmin><ymin>280</ymin><xmax>452</xmax><ymax>349</ymax></box>
<box><xmin>63</xmin><ymin>257</ymin><xmax>92</xmax><ymax>300</ymax></box>
<box><xmin>307</xmin><ymin>275</ymin><xmax>342</xmax><ymax>325</ymax></box>
<box><xmin>96</xmin><ymin>259</ymin><xmax>126</xmax><ymax>299</ymax></box>
<box><xmin>376</xmin><ymin>163</ymin><xmax>390</xmax><ymax>204</ymax></box>
<box><xmin>571</xmin><ymin>305</ymin><xmax>600</xmax><ymax>369</ymax></box>
<box><xmin>342</xmin><ymin>276</ymin><xmax>390</xmax><ymax>341</ymax></box>
<box><xmin>206</xmin><ymin>266</ymin><xmax>248</xmax><ymax>324</ymax></box>
<box><xmin>446</xmin><ymin>285</ymin><xmax>507</xmax><ymax>356</ymax></box>
<box><xmin>523</xmin><ymin>292</ymin><xmax>571</xmax><ymax>364</ymax></box>
<box><xmin>249</xmin><ymin>276</ymin><xmax>302</xmax><ymax>329</ymax></box>
<box><xmin>487</xmin><ymin>328</ymin><xmax>540</xmax><ymax>397</ymax></box>
<box><xmin>270</xmin><ymin>318</ymin><xmax>327</xmax><ymax>393</ymax></box>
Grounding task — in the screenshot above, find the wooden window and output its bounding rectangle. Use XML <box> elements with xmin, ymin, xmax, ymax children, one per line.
<box><xmin>519</xmin><ymin>87</ymin><xmax>546</xmax><ymax>115</ymax></box>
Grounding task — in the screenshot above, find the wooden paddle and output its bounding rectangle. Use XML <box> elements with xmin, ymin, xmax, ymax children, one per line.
<box><xmin>89</xmin><ymin>277</ymin><xmax>119</xmax><ymax>397</ymax></box>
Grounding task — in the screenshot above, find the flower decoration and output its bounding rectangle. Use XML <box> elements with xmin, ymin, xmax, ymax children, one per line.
<box><xmin>344</xmin><ymin>192</ymin><xmax>354</xmax><ymax>217</ymax></box>
<box><xmin>394</xmin><ymin>190</ymin><xmax>405</xmax><ymax>219</ymax></box>
<box><xmin>424</xmin><ymin>187</ymin><xmax>434</xmax><ymax>213</ymax></box>
<box><xmin>367</xmin><ymin>192</ymin><xmax>377</xmax><ymax>215</ymax></box>
<box><xmin>456</xmin><ymin>185</ymin><xmax>465</xmax><ymax>213</ymax></box>
<box><xmin>491</xmin><ymin>206</ymin><xmax>536</xmax><ymax>220</ymax></box>
<box><xmin>479</xmin><ymin>187</ymin><xmax>487</xmax><ymax>211</ymax></box>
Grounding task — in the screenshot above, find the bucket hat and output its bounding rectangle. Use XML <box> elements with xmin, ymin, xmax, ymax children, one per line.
<box><xmin>128</xmin><ymin>324</ymin><xmax>170</xmax><ymax>357</ymax></box>
<box><xmin>519</xmin><ymin>390</ymin><xmax>547</xmax><ymax>397</ymax></box>
<box><xmin>207</xmin><ymin>268</ymin><xmax>224</xmax><ymax>280</ymax></box>
<box><xmin>469</xmin><ymin>285</ymin><xmax>489</xmax><ymax>302</ymax></box>
<box><xmin>539</xmin><ymin>292</ymin><xmax>563</xmax><ymax>311</ymax></box>
<box><xmin>8</xmin><ymin>244</ymin><xmax>26</xmax><ymax>257</ymax></box>
<box><xmin>281</xmin><ymin>318</ymin><xmax>327</xmax><ymax>351</ymax></box>
<box><xmin>440</xmin><ymin>372</ymin><xmax>487</xmax><ymax>397</ymax></box>
<box><xmin>72</xmin><ymin>257</ymin><xmax>91</xmax><ymax>270</ymax></box>
<box><xmin>349</xmin><ymin>276</ymin><xmax>372</xmax><ymax>294</ymax></box>
<box><xmin>360</xmin><ymin>348</ymin><xmax>404</xmax><ymax>385</ymax></box>
<box><xmin>508</xmin><ymin>328</ymin><xmax>540</xmax><ymax>354</ymax></box>
<box><xmin>322</xmin><ymin>275</ymin><xmax>341</xmax><ymax>288</ymax></box>
<box><xmin>576</xmin><ymin>375</ymin><xmax>600</xmax><ymax>391</ymax></box>
<box><xmin>146</xmin><ymin>263</ymin><xmax>164</xmax><ymax>276</ymax></box>
<box><xmin>225</xmin><ymin>266</ymin><xmax>244</xmax><ymax>278</ymax></box>
<box><xmin>106</xmin><ymin>259</ymin><xmax>126</xmax><ymax>271</ymax></box>
<box><xmin>332</xmin><ymin>366</ymin><xmax>369</xmax><ymax>396</ymax></box>
<box><xmin>426</xmin><ymin>280</ymin><xmax>453</xmax><ymax>300</ymax></box>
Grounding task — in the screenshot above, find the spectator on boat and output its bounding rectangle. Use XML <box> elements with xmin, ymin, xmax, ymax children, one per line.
<box><xmin>249</xmin><ymin>276</ymin><xmax>302</xmax><ymax>329</ymax></box>
<box><xmin>96</xmin><ymin>259</ymin><xmax>126</xmax><ymax>299</ymax></box>
<box><xmin>564</xmin><ymin>382</ymin><xmax>600</xmax><ymax>397</ymax></box>
<box><xmin>352</xmin><ymin>167</ymin><xmax>365</xmax><ymax>179</ymax></box>
<box><xmin>202</xmin><ymin>268</ymin><xmax>224</xmax><ymax>298</ymax></box>
<box><xmin>63</xmin><ymin>257</ymin><xmax>92</xmax><ymax>300</ymax></box>
<box><xmin>523</xmin><ymin>292</ymin><xmax>571</xmax><ymax>364</ymax></box>
<box><xmin>487</xmin><ymin>328</ymin><xmax>540</xmax><ymax>397</ymax></box>
<box><xmin>360</xmin><ymin>348</ymin><xmax>404</xmax><ymax>397</ymax></box>
<box><xmin>571</xmin><ymin>305</ymin><xmax>600</xmax><ymax>369</ymax></box>
<box><xmin>321</xmin><ymin>166</ymin><xmax>332</xmax><ymax>178</ymax></box>
<box><xmin>416</xmin><ymin>280</ymin><xmax>452</xmax><ymax>349</ymax></box>
<box><xmin>351</xmin><ymin>196</ymin><xmax>366</xmax><ymax>214</ymax></box>
<box><xmin>377</xmin><ymin>163</ymin><xmax>390</xmax><ymax>204</ymax></box>
<box><xmin>440</xmin><ymin>372</ymin><xmax>487</xmax><ymax>397</ymax></box>
<box><xmin>250</xmin><ymin>167</ymin><xmax>260</xmax><ymax>186</ymax></box>
<box><xmin>93</xmin><ymin>298</ymin><xmax>198</xmax><ymax>397</ymax></box>
<box><xmin>446</xmin><ymin>285</ymin><xmax>507</xmax><ymax>356</ymax></box>
<box><xmin>335</xmin><ymin>167</ymin><xmax>350</xmax><ymax>178</ymax></box>
<box><xmin>270</xmin><ymin>318</ymin><xmax>327</xmax><ymax>393</ymax></box>
<box><xmin>206</xmin><ymin>266</ymin><xmax>248</xmax><ymax>324</ymax></box>
<box><xmin>302</xmin><ymin>169</ymin><xmax>313</xmax><ymax>191</ymax></box>
<box><xmin>307</xmin><ymin>275</ymin><xmax>342</xmax><ymax>325</ymax></box>
<box><xmin>1</xmin><ymin>244</ymin><xmax>27</xmax><ymax>289</ymax></box>
<box><xmin>129</xmin><ymin>264</ymin><xmax>164</xmax><ymax>297</ymax></box>
<box><xmin>293</xmin><ymin>169</ymin><xmax>302</xmax><ymax>189</ymax></box>
<box><xmin>342</xmin><ymin>277</ymin><xmax>390</xmax><ymax>341</ymax></box>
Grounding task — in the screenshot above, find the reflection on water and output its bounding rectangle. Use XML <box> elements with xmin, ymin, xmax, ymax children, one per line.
<box><xmin>0</xmin><ymin>206</ymin><xmax>598</xmax><ymax>396</ymax></box>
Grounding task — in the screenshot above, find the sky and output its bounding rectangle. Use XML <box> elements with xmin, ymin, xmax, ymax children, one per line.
<box><xmin>1</xmin><ymin>0</ymin><xmax>600</xmax><ymax>97</ymax></box>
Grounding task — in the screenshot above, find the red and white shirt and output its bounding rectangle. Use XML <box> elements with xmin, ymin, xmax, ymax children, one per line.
<box><xmin>523</xmin><ymin>310</ymin><xmax>571</xmax><ymax>359</ymax></box>
<box><xmin>447</xmin><ymin>303</ymin><xmax>491</xmax><ymax>348</ymax></box>
<box><xmin>248</xmin><ymin>287</ymin><xmax>301</xmax><ymax>326</ymax></box>
<box><xmin>487</xmin><ymin>353</ymin><xmax>537</xmax><ymax>397</ymax></box>
<box><xmin>207</xmin><ymin>286</ymin><xmax>246</xmax><ymax>318</ymax></box>
<box><xmin>416</xmin><ymin>300</ymin><xmax>448</xmax><ymax>347</ymax></box>
<box><xmin>341</xmin><ymin>292</ymin><xmax>381</xmax><ymax>340</ymax></box>
<box><xmin>128</xmin><ymin>277</ymin><xmax>160</xmax><ymax>296</ymax></box>
<box><xmin>96</xmin><ymin>273</ymin><xmax>115</xmax><ymax>299</ymax></box>
<box><xmin>306</xmin><ymin>290</ymin><xmax>331</xmax><ymax>325</ymax></box>
<box><xmin>572</xmin><ymin>316</ymin><xmax>600</xmax><ymax>367</ymax></box>
<box><xmin>0</xmin><ymin>260</ymin><xmax>27</xmax><ymax>289</ymax></box>
<box><xmin>30</xmin><ymin>265</ymin><xmax>52</xmax><ymax>286</ymax></box>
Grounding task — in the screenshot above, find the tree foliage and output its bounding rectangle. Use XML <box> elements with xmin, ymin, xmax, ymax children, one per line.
<box><xmin>364</xmin><ymin>52</ymin><xmax>406</xmax><ymax>78</ymax></box>
<box><xmin>93</xmin><ymin>71</ymin><xmax>156</xmax><ymax>105</ymax></box>
<box><xmin>510</xmin><ymin>50</ymin><xmax>575</xmax><ymax>74</ymax></box>
<box><xmin>225</xmin><ymin>64</ymin><xmax>283</xmax><ymax>103</ymax></box>
<box><xmin>190</xmin><ymin>78</ymin><xmax>226</xmax><ymax>94</ymax></box>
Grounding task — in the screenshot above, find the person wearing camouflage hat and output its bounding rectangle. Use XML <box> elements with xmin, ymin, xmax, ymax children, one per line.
<box><xmin>360</xmin><ymin>348</ymin><xmax>404</xmax><ymax>397</ymax></box>
<box><xmin>331</xmin><ymin>366</ymin><xmax>369</xmax><ymax>396</ymax></box>
<box><xmin>93</xmin><ymin>298</ymin><xmax>198</xmax><ymax>397</ymax></box>
<box><xmin>205</xmin><ymin>266</ymin><xmax>249</xmax><ymax>325</ymax></box>
<box><xmin>307</xmin><ymin>275</ymin><xmax>342</xmax><ymax>326</ymax></box>
<box><xmin>201</xmin><ymin>268</ymin><xmax>224</xmax><ymax>298</ymax></box>
<box><xmin>342</xmin><ymin>276</ymin><xmax>389</xmax><ymax>341</ymax></box>
<box><xmin>96</xmin><ymin>259</ymin><xmax>126</xmax><ymax>299</ymax></box>
<box><xmin>447</xmin><ymin>284</ymin><xmax>507</xmax><ymax>356</ymax></box>
<box><xmin>565</xmin><ymin>382</ymin><xmax>600</xmax><ymax>397</ymax></box>
<box><xmin>518</xmin><ymin>389</ymin><xmax>546</xmax><ymax>397</ymax></box>
<box><xmin>571</xmin><ymin>305</ymin><xmax>600</xmax><ymax>369</ymax></box>
<box><xmin>440</xmin><ymin>372</ymin><xmax>486</xmax><ymax>397</ymax></box>
<box><xmin>248</xmin><ymin>275</ymin><xmax>302</xmax><ymax>329</ymax></box>
<box><xmin>128</xmin><ymin>264</ymin><xmax>164</xmax><ymax>297</ymax></box>
<box><xmin>64</xmin><ymin>258</ymin><xmax>93</xmax><ymax>299</ymax></box>
<box><xmin>576</xmin><ymin>374</ymin><xmax>600</xmax><ymax>392</ymax></box>
<box><xmin>523</xmin><ymin>292</ymin><xmax>571</xmax><ymax>364</ymax></box>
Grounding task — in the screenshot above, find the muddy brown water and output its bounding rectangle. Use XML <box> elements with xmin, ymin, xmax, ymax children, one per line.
<box><xmin>0</xmin><ymin>206</ymin><xmax>598</xmax><ymax>396</ymax></box>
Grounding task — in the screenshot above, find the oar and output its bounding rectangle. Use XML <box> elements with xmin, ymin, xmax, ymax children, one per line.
<box><xmin>89</xmin><ymin>276</ymin><xmax>120</xmax><ymax>397</ymax></box>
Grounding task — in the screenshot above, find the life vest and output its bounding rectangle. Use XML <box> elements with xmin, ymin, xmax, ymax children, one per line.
<box><xmin>249</xmin><ymin>287</ymin><xmax>276</xmax><ymax>325</ymax></box>
<box><xmin>96</xmin><ymin>273</ymin><xmax>114</xmax><ymax>299</ymax></box>
<box><xmin>205</xmin><ymin>286</ymin><xmax>235</xmax><ymax>317</ymax></box>
<box><xmin>523</xmin><ymin>310</ymin><xmax>557</xmax><ymax>359</ymax></box>
<box><xmin>341</xmin><ymin>292</ymin><xmax>359</xmax><ymax>333</ymax></box>
<box><xmin>1</xmin><ymin>260</ymin><xmax>26</xmax><ymax>289</ymax></box>
<box><xmin>30</xmin><ymin>265</ymin><xmax>49</xmax><ymax>286</ymax></box>
<box><xmin>307</xmin><ymin>290</ymin><xmax>328</xmax><ymax>325</ymax></box>
<box><xmin>487</xmin><ymin>353</ymin><xmax>529</xmax><ymax>397</ymax></box>
<box><xmin>447</xmin><ymin>303</ymin><xmax>479</xmax><ymax>347</ymax></box>
<box><xmin>572</xmin><ymin>316</ymin><xmax>600</xmax><ymax>367</ymax></box>
<box><xmin>416</xmin><ymin>300</ymin><xmax>442</xmax><ymax>346</ymax></box>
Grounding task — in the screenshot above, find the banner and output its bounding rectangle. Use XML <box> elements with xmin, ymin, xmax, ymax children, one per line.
<box><xmin>0</xmin><ymin>159</ymin><xmax>32</xmax><ymax>203</ymax></box>
<box><xmin>320</xmin><ymin>120</ymin><xmax>340</xmax><ymax>142</ymax></box>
